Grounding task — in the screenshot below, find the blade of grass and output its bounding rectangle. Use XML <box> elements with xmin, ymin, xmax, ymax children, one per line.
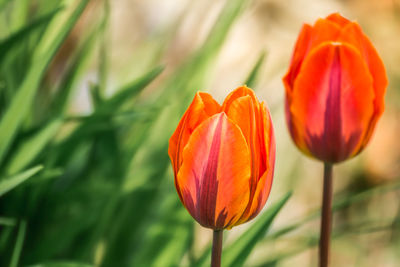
<box><xmin>9</xmin><ymin>0</ymin><xmax>30</xmax><ymax>32</ymax></box>
<box><xmin>0</xmin><ymin>217</ymin><xmax>16</xmax><ymax>227</ymax></box>
<box><xmin>133</xmin><ymin>197</ymin><xmax>192</xmax><ymax>267</ymax></box>
<box><xmin>9</xmin><ymin>220</ymin><xmax>26</xmax><ymax>267</ymax></box>
<box><xmin>244</xmin><ymin>50</ymin><xmax>267</xmax><ymax>88</ymax></box>
<box><xmin>97</xmin><ymin>65</ymin><xmax>164</xmax><ymax>114</ymax></box>
<box><xmin>0</xmin><ymin>0</ymin><xmax>88</xmax><ymax>165</ymax></box>
<box><xmin>0</xmin><ymin>7</ymin><xmax>61</xmax><ymax>63</ymax></box>
<box><xmin>50</xmin><ymin>65</ymin><xmax>163</xmax><ymax>169</ymax></box>
<box><xmin>223</xmin><ymin>192</ymin><xmax>292</xmax><ymax>267</ymax></box>
<box><xmin>0</xmin><ymin>165</ymin><xmax>43</xmax><ymax>197</ymax></box>
<box><xmin>6</xmin><ymin>120</ymin><xmax>62</xmax><ymax>174</ymax></box>
<box><xmin>98</xmin><ymin>0</ymin><xmax>110</xmax><ymax>97</ymax></box>
<box><xmin>52</xmin><ymin>23</ymin><xmax>100</xmax><ymax>115</ymax></box>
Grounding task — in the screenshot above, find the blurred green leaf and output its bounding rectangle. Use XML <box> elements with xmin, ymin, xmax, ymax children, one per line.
<box><xmin>0</xmin><ymin>0</ymin><xmax>11</xmax><ymax>10</ymax></box>
<box><xmin>0</xmin><ymin>165</ymin><xmax>43</xmax><ymax>197</ymax></box>
<box><xmin>223</xmin><ymin>192</ymin><xmax>292</xmax><ymax>267</ymax></box>
<box><xmin>9</xmin><ymin>220</ymin><xmax>26</xmax><ymax>267</ymax></box>
<box><xmin>7</xmin><ymin>120</ymin><xmax>62</xmax><ymax>174</ymax></box>
<box><xmin>244</xmin><ymin>51</ymin><xmax>267</xmax><ymax>88</ymax></box>
<box><xmin>52</xmin><ymin>22</ymin><xmax>100</xmax><ymax>115</ymax></box>
<box><xmin>0</xmin><ymin>7</ymin><xmax>61</xmax><ymax>63</ymax></box>
<box><xmin>133</xmin><ymin>197</ymin><xmax>193</xmax><ymax>267</ymax></box>
<box><xmin>97</xmin><ymin>65</ymin><xmax>164</xmax><ymax>115</ymax></box>
<box><xmin>0</xmin><ymin>0</ymin><xmax>88</xmax><ymax>165</ymax></box>
<box><xmin>98</xmin><ymin>0</ymin><xmax>110</xmax><ymax>97</ymax></box>
<box><xmin>0</xmin><ymin>217</ymin><xmax>16</xmax><ymax>227</ymax></box>
<box><xmin>28</xmin><ymin>263</ymin><xmax>93</xmax><ymax>267</ymax></box>
<box><xmin>9</xmin><ymin>0</ymin><xmax>30</xmax><ymax>32</ymax></box>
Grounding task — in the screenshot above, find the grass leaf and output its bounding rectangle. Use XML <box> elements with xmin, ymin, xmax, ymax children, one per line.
<box><xmin>52</xmin><ymin>23</ymin><xmax>100</xmax><ymax>115</ymax></box>
<box><xmin>222</xmin><ymin>192</ymin><xmax>292</xmax><ymax>267</ymax></box>
<box><xmin>244</xmin><ymin>51</ymin><xmax>267</xmax><ymax>88</ymax></box>
<box><xmin>0</xmin><ymin>7</ymin><xmax>61</xmax><ymax>63</ymax></box>
<box><xmin>6</xmin><ymin>120</ymin><xmax>62</xmax><ymax>174</ymax></box>
<box><xmin>0</xmin><ymin>165</ymin><xmax>43</xmax><ymax>197</ymax></box>
<box><xmin>9</xmin><ymin>220</ymin><xmax>26</xmax><ymax>267</ymax></box>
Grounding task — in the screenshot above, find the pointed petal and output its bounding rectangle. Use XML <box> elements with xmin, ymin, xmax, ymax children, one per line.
<box><xmin>283</xmin><ymin>24</ymin><xmax>313</xmax><ymax>91</ymax></box>
<box><xmin>169</xmin><ymin>92</ymin><xmax>221</xmax><ymax>202</ymax></box>
<box><xmin>326</xmin><ymin>13</ymin><xmax>351</xmax><ymax>27</ymax></box>
<box><xmin>168</xmin><ymin>92</ymin><xmax>221</xmax><ymax>175</ymax></box>
<box><xmin>177</xmin><ymin>113</ymin><xmax>251</xmax><ymax>229</ymax></box>
<box><xmin>308</xmin><ymin>18</ymin><xmax>342</xmax><ymax>51</ymax></box>
<box><xmin>284</xmin><ymin>18</ymin><xmax>342</xmax><ymax>93</ymax></box>
<box><xmin>224</xmin><ymin>95</ymin><xmax>261</xmax><ymax>174</ymax></box>
<box><xmin>338</xmin><ymin>22</ymin><xmax>387</xmax><ymax>117</ymax></box>
<box><xmin>290</xmin><ymin>43</ymin><xmax>375</xmax><ymax>162</ymax></box>
<box><xmin>222</xmin><ymin>86</ymin><xmax>259</xmax><ymax>111</ymax></box>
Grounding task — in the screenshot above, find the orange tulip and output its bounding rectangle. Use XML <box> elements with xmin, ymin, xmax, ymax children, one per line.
<box><xmin>168</xmin><ymin>86</ymin><xmax>275</xmax><ymax>230</ymax></box>
<box><xmin>283</xmin><ymin>13</ymin><xmax>387</xmax><ymax>163</ymax></box>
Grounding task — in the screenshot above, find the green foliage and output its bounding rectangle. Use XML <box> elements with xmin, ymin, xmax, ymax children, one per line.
<box><xmin>245</xmin><ymin>51</ymin><xmax>267</xmax><ymax>88</ymax></box>
<box><xmin>0</xmin><ymin>166</ymin><xmax>43</xmax><ymax>197</ymax></box>
<box><xmin>223</xmin><ymin>193</ymin><xmax>292</xmax><ymax>267</ymax></box>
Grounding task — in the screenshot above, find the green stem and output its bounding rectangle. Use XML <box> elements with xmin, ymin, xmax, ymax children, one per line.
<box><xmin>319</xmin><ymin>162</ymin><xmax>333</xmax><ymax>267</ymax></box>
<box><xmin>211</xmin><ymin>229</ymin><xmax>223</xmax><ymax>267</ymax></box>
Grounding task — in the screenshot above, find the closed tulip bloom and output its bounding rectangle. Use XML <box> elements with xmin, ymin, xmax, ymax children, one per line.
<box><xmin>283</xmin><ymin>13</ymin><xmax>388</xmax><ymax>163</ymax></box>
<box><xmin>168</xmin><ymin>86</ymin><xmax>275</xmax><ymax>230</ymax></box>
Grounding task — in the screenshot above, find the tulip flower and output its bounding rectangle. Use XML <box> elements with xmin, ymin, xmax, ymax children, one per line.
<box><xmin>282</xmin><ymin>13</ymin><xmax>387</xmax><ymax>267</ymax></box>
<box><xmin>168</xmin><ymin>86</ymin><xmax>275</xmax><ymax>267</ymax></box>
<box><xmin>283</xmin><ymin>13</ymin><xmax>387</xmax><ymax>163</ymax></box>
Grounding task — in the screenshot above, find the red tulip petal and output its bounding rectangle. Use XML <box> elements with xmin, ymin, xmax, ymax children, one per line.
<box><xmin>225</xmin><ymin>95</ymin><xmax>260</xmax><ymax>176</ymax></box>
<box><xmin>169</xmin><ymin>92</ymin><xmax>221</xmax><ymax>202</ymax></box>
<box><xmin>326</xmin><ymin>13</ymin><xmax>351</xmax><ymax>27</ymax></box>
<box><xmin>222</xmin><ymin>86</ymin><xmax>259</xmax><ymax>111</ymax></box>
<box><xmin>284</xmin><ymin>18</ymin><xmax>342</xmax><ymax>93</ymax></box>
<box><xmin>283</xmin><ymin>24</ymin><xmax>313</xmax><ymax>91</ymax></box>
<box><xmin>338</xmin><ymin>23</ymin><xmax>388</xmax><ymax>150</ymax></box>
<box><xmin>308</xmin><ymin>19</ymin><xmax>342</xmax><ymax>51</ymax></box>
<box><xmin>177</xmin><ymin>113</ymin><xmax>251</xmax><ymax>229</ymax></box>
<box><xmin>290</xmin><ymin>42</ymin><xmax>375</xmax><ymax>162</ymax></box>
<box><xmin>338</xmin><ymin>22</ymin><xmax>387</xmax><ymax>115</ymax></box>
<box><xmin>235</xmin><ymin>104</ymin><xmax>275</xmax><ymax>225</ymax></box>
<box><xmin>168</xmin><ymin>92</ymin><xmax>221</xmax><ymax>175</ymax></box>
<box><xmin>224</xmin><ymin>94</ymin><xmax>262</xmax><ymax>226</ymax></box>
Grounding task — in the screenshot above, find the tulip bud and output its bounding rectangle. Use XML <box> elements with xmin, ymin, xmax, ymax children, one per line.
<box><xmin>168</xmin><ymin>86</ymin><xmax>275</xmax><ymax>230</ymax></box>
<box><xmin>283</xmin><ymin>13</ymin><xmax>388</xmax><ymax>163</ymax></box>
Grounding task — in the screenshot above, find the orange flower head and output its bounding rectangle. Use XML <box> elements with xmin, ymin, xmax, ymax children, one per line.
<box><xmin>283</xmin><ymin>13</ymin><xmax>388</xmax><ymax>163</ymax></box>
<box><xmin>168</xmin><ymin>86</ymin><xmax>275</xmax><ymax>230</ymax></box>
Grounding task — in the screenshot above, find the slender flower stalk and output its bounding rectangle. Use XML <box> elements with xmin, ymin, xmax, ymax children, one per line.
<box><xmin>211</xmin><ymin>230</ymin><xmax>223</xmax><ymax>267</ymax></box>
<box><xmin>319</xmin><ymin>163</ymin><xmax>333</xmax><ymax>267</ymax></box>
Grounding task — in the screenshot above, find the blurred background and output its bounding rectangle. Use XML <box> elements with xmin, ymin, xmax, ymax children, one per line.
<box><xmin>0</xmin><ymin>0</ymin><xmax>399</xmax><ymax>266</ymax></box>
